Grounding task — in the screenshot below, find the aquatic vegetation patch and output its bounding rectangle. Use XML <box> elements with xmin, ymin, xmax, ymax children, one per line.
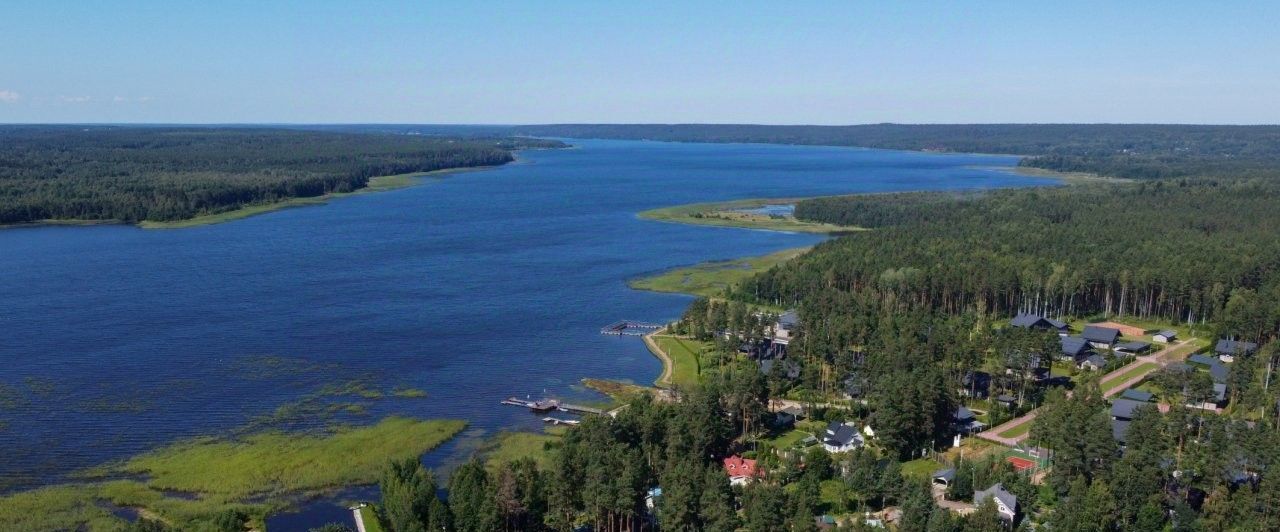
<box><xmin>111</xmin><ymin>417</ymin><xmax>466</xmax><ymax>497</ymax></box>
<box><xmin>2</xmin><ymin>417</ymin><xmax>468</xmax><ymax>530</ymax></box>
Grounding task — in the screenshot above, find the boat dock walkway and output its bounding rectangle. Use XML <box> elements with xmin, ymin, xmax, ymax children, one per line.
<box><xmin>502</xmin><ymin>396</ymin><xmax>605</xmax><ymax>416</ymax></box>
<box><xmin>600</xmin><ymin>320</ymin><xmax>663</xmax><ymax>336</ymax></box>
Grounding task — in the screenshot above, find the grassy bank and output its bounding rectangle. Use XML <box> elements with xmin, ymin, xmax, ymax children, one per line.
<box><xmin>138</xmin><ymin>170</ymin><xmax>453</xmax><ymax>229</ymax></box>
<box><xmin>639</xmin><ymin>198</ymin><xmax>863</xmax><ymax>233</ymax></box>
<box><xmin>630</xmin><ymin>247</ymin><xmax>810</xmax><ymax>298</ymax></box>
<box><xmin>0</xmin><ymin>416</ymin><xmax>466</xmax><ymax>531</ymax></box>
<box><xmin>649</xmin><ymin>335</ymin><xmax>710</xmax><ymax>389</ymax></box>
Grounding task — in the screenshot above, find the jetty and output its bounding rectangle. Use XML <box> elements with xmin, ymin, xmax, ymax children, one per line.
<box><xmin>601</xmin><ymin>320</ymin><xmax>663</xmax><ymax>336</ymax></box>
<box><xmin>502</xmin><ymin>396</ymin><xmax>605</xmax><ymax>416</ymax></box>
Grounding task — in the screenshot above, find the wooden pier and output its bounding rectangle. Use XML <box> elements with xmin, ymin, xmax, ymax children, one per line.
<box><xmin>502</xmin><ymin>396</ymin><xmax>605</xmax><ymax>416</ymax></box>
<box><xmin>600</xmin><ymin>320</ymin><xmax>663</xmax><ymax>336</ymax></box>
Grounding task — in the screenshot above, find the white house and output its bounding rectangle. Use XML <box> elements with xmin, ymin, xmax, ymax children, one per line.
<box><xmin>1153</xmin><ymin>330</ymin><xmax>1177</xmax><ymax>344</ymax></box>
<box><xmin>974</xmin><ymin>483</ymin><xmax>1018</xmax><ymax>524</ymax></box>
<box><xmin>822</xmin><ymin>421</ymin><xmax>864</xmax><ymax>453</ymax></box>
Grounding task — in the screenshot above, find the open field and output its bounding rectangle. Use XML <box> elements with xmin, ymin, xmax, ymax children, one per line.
<box><xmin>0</xmin><ymin>417</ymin><xmax>466</xmax><ymax>530</ymax></box>
<box><xmin>639</xmin><ymin>198</ymin><xmax>864</xmax><ymax>233</ymax></box>
<box><xmin>629</xmin><ymin>247</ymin><xmax>810</xmax><ymax>298</ymax></box>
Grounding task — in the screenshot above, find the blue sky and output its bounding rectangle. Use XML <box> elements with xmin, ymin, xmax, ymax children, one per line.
<box><xmin>1</xmin><ymin>1</ymin><xmax>1277</xmax><ymax>124</ymax></box>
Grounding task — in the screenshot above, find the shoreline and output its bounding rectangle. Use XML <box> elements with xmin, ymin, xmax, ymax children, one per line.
<box><xmin>638</xmin><ymin>197</ymin><xmax>865</xmax><ymax>234</ymax></box>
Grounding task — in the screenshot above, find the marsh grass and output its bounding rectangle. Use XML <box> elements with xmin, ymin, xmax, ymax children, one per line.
<box><xmin>629</xmin><ymin>247</ymin><xmax>810</xmax><ymax>298</ymax></box>
<box><xmin>2</xmin><ymin>417</ymin><xmax>467</xmax><ymax>531</ymax></box>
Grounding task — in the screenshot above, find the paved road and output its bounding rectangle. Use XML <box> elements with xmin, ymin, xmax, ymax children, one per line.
<box><xmin>977</xmin><ymin>339</ymin><xmax>1196</xmax><ymax>446</ymax></box>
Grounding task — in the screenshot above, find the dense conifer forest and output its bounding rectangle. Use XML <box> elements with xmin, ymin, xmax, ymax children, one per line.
<box><xmin>0</xmin><ymin>126</ymin><xmax>562</xmax><ymax>224</ymax></box>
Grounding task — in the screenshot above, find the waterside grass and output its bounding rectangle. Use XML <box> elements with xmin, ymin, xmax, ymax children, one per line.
<box><xmin>638</xmin><ymin>197</ymin><xmax>863</xmax><ymax>234</ymax></box>
<box><xmin>629</xmin><ymin>247</ymin><xmax>810</xmax><ymax>298</ymax></box>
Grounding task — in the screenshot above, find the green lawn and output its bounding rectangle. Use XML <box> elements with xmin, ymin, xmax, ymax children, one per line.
<box><xmin>1102</xmin><ymin>362</ymin><xmax>1158</xmax><ymax>392</ymax></box>
<box><xmin>629</xmin><ymin>247</ymin><xmax>810</xmax><ymax>298</ymax></box>
<box><xmin>902</xmin><ymin>458</ymin><xmax>944</xmax><ymax>479</ymax></box>
<box><xmin>766</xmin><ymin>429</ymin><xmax>813</xmax><ymax>450</ymax></box>
<box><xmin>653</xmin><ymin>336</ymin><xmax>709</xmax><ymax>389</ymax></box>
<box><xmin>997</xmin><ymin>421</ymin><xmax>1032</xmax><ymax>439</ymax></box>
<box><xmin>639</xmin><ymin>198</ymin><xmax>864</xmax><ymax>234</ymax></box>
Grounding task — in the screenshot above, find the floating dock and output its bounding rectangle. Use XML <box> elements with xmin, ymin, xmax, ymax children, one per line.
<box><xmin>600</xmin><ymin>320</ymin><xmax>663</xmax><ymax>336</ymax></box>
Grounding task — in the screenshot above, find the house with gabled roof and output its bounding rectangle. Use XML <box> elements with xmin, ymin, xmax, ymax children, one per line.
<box><xmin>1215</xmin><ymin>339</ymin><xmax>1258</xmax><ymax>363</ymax></box>
<box><xmin>954</xmin><ymin>406</ymin><xmax>985</xmax><ymax>434</ymax></box>
<box><xmin>1083</xmin><ymin>325</ymin><xmax>1121</xmax><ymax>349</ymax></box>
<box><xmin>1120</xmin><ymin>389</ymin><xmax>1154</xmax><ymax>402</ymax></box>
<box><xmin>1060</xmin><ymin>336</ymin><xmax>1091</xmax><ymax>360</ymax></box>
<box><xmin>1111</xmin><ymin>398</ymin><xmax>1148</xmax><ymax>421</ymax></box>
<box><xmin>974</xmin><ymin>483</ymin><xmax>1018</xmax><ymax>524</ymax></box>
<box><xmin>1153</xmin><ymin>330</ymin><xmax>1177</xmax><ymax>343</ymax></box>
<box><xmin>1010</xmin><ymin>313</ymin><xmax>1068</xmax><ymax>334</ymax></box>
<box><xmin>1115</xmin><ymin>341</ymin><xmax>1152</xmax><ymax>356</ymax></box>
<box><xmin>723</xmin><ymin>455</ymin><xmax>764</xmax><ymax>486</ymax></box>
<box><xmin>1077</xmin><ymin>353</ymin><xmax>1107</xmax><ymax>371</ymax></box>
<box><xmin>822</xmin><ymin>421</ymin><xmax>864</xmax><ymax>453</ymax></box>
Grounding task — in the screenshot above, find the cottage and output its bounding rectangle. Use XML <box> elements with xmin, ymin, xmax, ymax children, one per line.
<box><xmin>1060</xmin><ymin>336</ymin><xmax>1091</xmax><ymax>360</ymax></box>
<box><xmin>1119</xmin><ymin>389</ymin><xmax>1154</xmax><ymax>402</ymax></box>
<box><xmin>1010</xmin><ymin>313</ymin><xmax>1069</xmax><ymax>334</ymax></box>
<box><xmin>1077</xmin><ymin>353</ymin><xmax>1107</xmax><ymax>371</ymax></box>
<box><xmin>1215</xmin><ymin>340</ymin><xmax>1258</xmax><ymax>363</ymax></box>
<box><xmin>954</xmin><ymin>406</ymin><xmax>985</xmax><ymax>434</ymax></box>
<box><xmin>1153</xmin><ymin>330</ymin><xmax>1177</xmax><ymax>343</ymax></box>
<box><xmin>1115</xmin><ymin>341</ymin><xmax>1152</xmax><ymax>356</ymax></box>
<box><xmin>996</xmin><ymin>395</ymin><xmax>1017</xmax><ymax>408</ymax></box>
<box><xmin>959</xmin><ymin>371</ymin><xmax>992</xmax><ymax>399</ymax></box>
<box><xmin>823</xmin><ymin>421</ymin><xmax>865</xmax><ymax>453</ymax></box>
<box><xmin>1083</xmin><ymin>325</ymin><xmax>1121</xmax><ymax>349</ymax></box>
<box><xmin>760</xmin><ymin>359</ymin><xmax>801</xmax><ymax>380</ymax></box>
<box><xmin>1112</xmin><ymin>419</ymin><xmax>1131</xmax><ymax>445</ymax></box>
<box><xmin>772</xmin><ymin>309</ymin><xmax>799</xmax><ymax>344</ymax></box>
<box><xmin>775</xmin><ymin>405</ymin><xmax>805</xmax><ymax>427</ymax></box>
<box><xmin>974</xmin><ymin>483</ymin><xmax>1018</xmax><ymax>523</ymax></box>
<box><xmin>932</xmin><ymin>467</ymin><xmax>956</xmax><ymax>487</ymax></box>
<box><xmin>723</xmin><ymin>456</ymin><xmax>763</xmax><ymax>486</ymax></box>
<box><xmin>1111</xmin><ymin>398</ymin><xmax>1148</xmax><ymax>421</ymax></box>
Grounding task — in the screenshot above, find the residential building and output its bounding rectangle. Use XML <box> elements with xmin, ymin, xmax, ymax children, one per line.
<box><xmin>1083</xmin><ymin>325</ymin><xmax>1121</xmax><ymax>349</ymax></box>
<box><xmin>823</xmin><ymin>421</ymin><xmax>865</xmax><ymax>453</ymax></box>
<box><xmin>974</xmin><ymin>483</ymin><xmax>1018</xmax><ymax>524</ymax></box>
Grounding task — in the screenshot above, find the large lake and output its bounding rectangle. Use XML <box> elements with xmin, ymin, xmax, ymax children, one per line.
<box><xmin>0</xmin><ymin>139</ymin><xmax>1043</xmax><ymax>493</ymax></box>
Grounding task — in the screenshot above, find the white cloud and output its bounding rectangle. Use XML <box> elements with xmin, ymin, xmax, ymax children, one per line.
<box><xmin>0</xmin><ymin>90</ymin><xmax>19</xmax><ymax>103</ymax></box>
<box><xmin>113</xmin><ymin>95</ymin><xmax>127</xmax><ymax>103</ymax></box>
<box><xmin>60</xmin><ymin>95</ymin><xmax>92</xmax><ymax>103</ymax></box>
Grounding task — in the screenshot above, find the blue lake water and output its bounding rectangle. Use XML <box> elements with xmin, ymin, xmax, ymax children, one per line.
<box><xmin>0</xmin><ymin>139</ymin><xmax>1042</xmax><ymax>501</ymax></box>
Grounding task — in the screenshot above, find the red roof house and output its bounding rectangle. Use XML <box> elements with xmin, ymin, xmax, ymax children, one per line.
<box><xmin>723</xmin><ymin>456</ymin><xmax>763</xmax><ymax>484</ymax></box>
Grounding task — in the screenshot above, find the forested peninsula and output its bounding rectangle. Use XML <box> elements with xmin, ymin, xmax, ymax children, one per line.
<box><xmin>0</xmin><ymin>126</ymin><xmax>563</xmax><ymax>226</ymax></box>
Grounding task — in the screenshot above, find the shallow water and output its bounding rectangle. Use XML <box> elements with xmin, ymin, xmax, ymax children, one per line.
<box><xmin>0</xmin><ymin>139</ymin><xmax>1043</xmax><ymax>498</ymax></box>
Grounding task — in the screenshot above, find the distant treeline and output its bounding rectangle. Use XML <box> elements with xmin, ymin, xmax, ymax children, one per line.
<box><xmin>0</xmin><ymin>126</ymin><xmax>563</xmax><ymax>224</ymax></box>
<box><xmin>513</xmin><ymin>123</ymin><xmax>1280</xmax><ymax>180</ymax></box>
